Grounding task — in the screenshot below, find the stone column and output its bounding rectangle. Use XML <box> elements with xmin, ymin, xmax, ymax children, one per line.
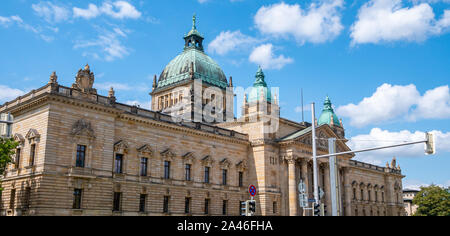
<box><xmin>343</xmin><ymin>167</ymin><xmax>352</xmax><ymax>216</ymax></box>
<box><xmin>323</xmin><ymin>164</ymin><xmax>331</xmax><ymax>215</ymax></box>
<box><xmin>286</xmin><ymin>155</ymin><xmax>298</xmax><ymax>216</ymax></box>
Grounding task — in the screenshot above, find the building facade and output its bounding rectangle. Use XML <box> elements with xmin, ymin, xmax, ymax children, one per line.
<box><xmin>0</xmin><ymin>18</ymin><xmax>405</xmax><ymax>216</ymax></box>
<box><xmin>403</xmin><ymin>189</ymin><xmax>419</xmax><ymax>216</ymax></box>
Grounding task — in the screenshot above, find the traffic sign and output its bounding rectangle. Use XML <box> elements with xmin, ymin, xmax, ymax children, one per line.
<box><xmin>298</xmin><ymin>193</ymin><xmax>308</xmax><ymax>208</ymax></box>
<box><xmin>249</xmin><ymin>185</ymin><xmax>257</xmax><ymax>197</ymax></box>
<box><xmin>308</xmin><ymin>199</ymin><xmax>316</xmax><ymax>203</ymax></box>
<box><xmin>298</xmin><ymin>180</ymin><xmax>306</xmax><ymax>194</ymax></box>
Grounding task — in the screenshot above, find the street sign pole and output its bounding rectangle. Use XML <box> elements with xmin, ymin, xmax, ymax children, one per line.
<box><xmin>328</xmin><ymin>138</ymin><xmax>341</xmax><ymax>216</ymax></box>
<box><xmin>311</xmin><ymin>103</ymin><xmax>319</xmax><ymax>208</ymax></box>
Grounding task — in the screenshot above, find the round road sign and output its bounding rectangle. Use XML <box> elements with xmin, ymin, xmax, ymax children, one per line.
<box><xmin>249</xmin><ymin>185</ymin><xmax>257</xmax><ymax>197</ymax></box>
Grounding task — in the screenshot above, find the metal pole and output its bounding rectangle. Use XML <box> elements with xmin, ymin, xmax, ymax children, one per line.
<box><xmin>311</xmin><ymin>103</ymin><xmax>319</xmax><ymax>206</ymax></box>
<box><xmin>328</xmin><ymin>138</ymin><xmax>340</xmax><ymax>216</ymax></box>
<box><xmin>315</xmin><ymin>140</ymin><xmax>427</xmax><ymax>160</ymax></box>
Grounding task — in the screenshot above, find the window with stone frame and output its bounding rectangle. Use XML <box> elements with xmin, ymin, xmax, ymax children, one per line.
<box><xmin>164</xmin><ymin>161</ymin><xmax>171</xmax><ymax>179</ymax></box>
<box><xmin>73</xmin><ymin>189</ymin><xmax>82</xmax><ymax>209</ymax></box>
<box><xmin>140</xmin><ymin>157</ymin><xmax>148</xmax><ymax>177</ymax></box>
<box><xmin>115</xmin><ymin>154</ymin><xmax>124</xmax><ymax>174</ymax></box>
<box><xmin>185</xmin><ymin>197</ymin><xmax>191</xmax><ymax>214</ymax></box>
<box><xmin>204</xmin><ymin>166</ymin><xmax>210</xmax><ymax>184</ymax></box>
<box><xmin>222</xmin><ymin>200</ymin><xmax>228</xmax><ymax>215</ymax></box>
<box><xmin>113</xmin><ymin>192</ymin><xmax>121</xmax><ymax>212</ymax></box>
<box><xmin>222</xmin><ymin>169</ymin><xmax>227</xmax><ymax>186</ymax></box>
<box><xmin>139</xmin><ymin>194</ymin><xmax>147</xmax><ymax>213</ymax></box>
<box><xmin>204</xmin><ymin>199</ymin><xmax>210</xmax><ymax>215</ymax></box>
<box><xmin>29</xmin><ymin>144</ymin><xmax>36</xmax><ymax>167</ymax></box>
<box><xmin>163</xmin><ymin>196</ymin><xmax>169</xmax><ymax>213</ymax></box>
<box><xmin>273</xmin><ymin>201</ymin><xmax>277</xmax><ymax>214</ymax></box>
<box><xmin>23</xmin><ymin>187</ymin><xmax>31</xmax><ymax>209</ymax></box>
<box><xmin>185</xmin><ymin>164</ymin><xmax>192</xmax><ymax>181</ymax></box>
<box><xmin>238</xmin><ymin>172</ymin><xmax>244</xmax><ymax>187</ymax></box>
<box><xmin>15</xmin><ymin>148</ymin><xmax>21</xmax><ymax>169</ymax></box>
<box><xmin>76</xmin><ymin>145</ymin><xmax>86</xmax><ymax>168</ymax></box>
<box><xmin>10</xmin><ymin>189</ymin><xmax>16</xmax><ymax>209</ymax></box>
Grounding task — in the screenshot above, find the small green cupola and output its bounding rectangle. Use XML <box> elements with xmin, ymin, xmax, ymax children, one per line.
<box><xmin>184</xmin><ymin>14</ymin><xmax>204</xmax><ymax>51</ymax></box>
<box><xmin>247</xmin><ymin>66</ymin><xmax>273</xmax><ymax>103</ymax></box>
<box><xmin>318</xmin><ymin>96</ymin><xmax>341</xmax><ymax>127</ymax></box>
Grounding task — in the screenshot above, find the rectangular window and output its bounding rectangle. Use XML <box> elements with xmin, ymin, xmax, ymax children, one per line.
<box><xmin>368</xmin><ymin>190</ymin><xmax>371</xmax><ymax>202</ymax></box>
<box><xmin>222</xmin><ymin>169</ymin><xmax>227</xmax><ymax>186</ymax></box>
<box><xmin>239</xmin><ymin>172</ymin><xmax>243</xmax><ymax>187</ymax></box>
<box><xmin>30</xmin><ymin>144</ymin><xmax>36</xmax><ymax>166</ymax></box>
<box><xmin>273</xmin><ymin>201</ymin><xmax>277</xmax><ymax>214</ymax></box>
<box><xmin>76</xmin><ymin>145</ymin><xmax>86</xmax><ymax>168</ymax></box>
<box><xmin>185</xmin><ymin>164</ymin><xmax>191</xmax><ymax>181</ymax></box>
<box><xmin>361</xmin><ymin>189</ymin><xmax>364</xmax><ymax>201</ymax></box>
<box><xmin>140</xmin><ymin>158</ymin><xmax>148</xmax><ymax>177</ymax></box>
<box><xmin>15</xmin><ymin>148</ymin><xmax>21</xmax><ymax>169</ymax></box>
<box><xmin>204</xmin><ymin>167</ymin><xmax>210</xmax><ymax>184</ymax></box>
<box><xmin>375</xmin><ymin>191</ymin><xmax>378</xmax><ymax>202</ymax></box>
<box><xmin>113</xmin><ymin>192</ymin><xmax>121</xmax><ymax>211</ymax></box>
<box><xmin>163</xmin><ymin>196</ymin><xmax>169</xmax><ymax>213</ymax></box>
<box><xmin>139</xmin><ymin>194</ymin><xmax>147</xmax><ymax>213</ymax></box>
<box><xmin>10</xmin><ymin>189</ymin><xmax>16</xmax><ymax>209</ymax></box>
<box><xmin>204</xmin><ymin>199</ymin><xmax>210</xmax><ymax>215</ymax></box>
<box><xmin>115</xmin><ymin>154</ymin><xmax>123</xmax><ymax>174</ymax></box>
<box><xmin>222</xmin><ymin>200</ymin><xmax>228</xmax><ymax>215</ymax></box>
<box><xmin>73</xmin><ymin>189</ymin><xmax>82</xmax><ymax>209</ymax></box>
<box><xmin>185</xmin><ymin>197</ymin><xmax>191</xmax><ymax>214</ymax></box>
<box><xmin>382</xmin><ymin>192</ymin><xmax>385</xmax><ymax>203</ymax></box>
<box><xmin>23</xmin><ymin>187</ymin><xmax>31</xmax><ymax>209</ymax></box>
<box><xmin>164</xmin><ymin>161</ymin><xmax>171</xmax><ymax>179</ymax></box>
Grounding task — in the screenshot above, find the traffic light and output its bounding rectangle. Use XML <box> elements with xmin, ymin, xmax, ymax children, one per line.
<box><xmin>248</xmin><ymin>200</ymin><xmax>256</xmax><ymax>216</ymax></box>
<box><xmin>321</xmin><ymin>203</ymin><xmax>327</xmax><ymax>216</ymax></box>
<box><xmin>313</xmin><ymin>203</ymin><xmax>321</xmax><ymax>216</ymax></box>
<box><xmin>425</xmin><ymin>132</ymin><xmax>435</xmax><ymax>155</ymax></box>
<box><xmin>240</xmin><ymin>201</ymin><xmax>248</xmax><ymax>216</ymax></box>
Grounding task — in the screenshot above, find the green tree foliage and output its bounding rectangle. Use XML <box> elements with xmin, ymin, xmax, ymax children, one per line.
<box><xmin>0</xmin><ymin>137</ymin><xmax>18</xmax><ymax>192</ymax></box>
<box><xmin>413</xmin><ymin>185</ymin><xmax>450</xmax><ymax>216</ymax></box>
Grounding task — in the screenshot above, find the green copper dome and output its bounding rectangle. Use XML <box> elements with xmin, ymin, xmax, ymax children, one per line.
<box><xmin>318</xmin><ymin>96</ymin><xmax>341</xmax><ymax>127</ymax></box>
<box><xmin>247</xmin><ymin>67</ymin><xmax>273</xmax><ymax>103</ymax></box>
<box><xmin>155</xmin><ymin>15</ymin><xmax>228</xmax><ymax>92</ymax></box>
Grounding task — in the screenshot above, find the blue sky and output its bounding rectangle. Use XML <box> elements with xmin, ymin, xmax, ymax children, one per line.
<box><xmin>0</xmin><ymin>0</ymin><xmax>449</xmax><ymax>189</ymax></box>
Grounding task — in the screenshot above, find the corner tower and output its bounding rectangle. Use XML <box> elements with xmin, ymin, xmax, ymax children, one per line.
<box><xmin>150</xmin><ymin>15</ymin><xmax>234</xmax><ymax>123</ymax></box>
<box><xmin>317</xmin><ymin>96</ymin><xmax>345</xmax><ymax>138</ymax></box>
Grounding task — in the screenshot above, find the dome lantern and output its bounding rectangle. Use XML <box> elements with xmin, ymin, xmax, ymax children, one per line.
<box><xmin>318</xmin><ymin>96</ymin><xmax>341</xmax><ymax>127</ymax></box>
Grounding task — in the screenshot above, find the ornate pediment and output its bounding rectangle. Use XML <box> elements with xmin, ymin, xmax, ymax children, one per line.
<box><xmin>183</xmin><ymin>152</ymin><xmax>196</xmax><ymax>163</ymax></box>
<box><xmin>14</xmin><ymin>133</ymin><xmax>25</xmax><ymax>144</ymax></box>
<box><xmin>25</xmin><ymin>129</ymin><xmax>40</xmax><ymax>140</ymax></box>
<box><xmin>114</xmin><ymin>140</ymin><xmax>129</xmax><ymax>153</ymax></box>
<box><xmin>137</xmin><ymin>144</ymin><xmax>153</xmax><ymax>156</ymax></box>
<box><xmin>201</xmin><ymin>155</ymin><xmax>214</xmax><ymax>166</ymax></box>
<box><xmin>71</xmin><ymin>119</ymin><xmax>95</xmax><ymax>138</ymax></box>
<box><xmin>220</xmin><ymin>158</ymin><xmax>231</xmax><ymax>169</ymax></box>
<box><xmin>160</xmin><ymin>149</ymin><xmax>176</xmax><ymax>160</ymax></box>
<box><xmin>236</xmin><ymin>160</ymin><xmax>248</xmax><ymax>171</ymax></box>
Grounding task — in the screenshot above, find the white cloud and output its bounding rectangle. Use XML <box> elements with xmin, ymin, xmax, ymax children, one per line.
<box><xmin>73</xmin><ymin>1</ymin><xmax>141</xmax><ymax>20</ymax></box>
<box><xmin>74</xmin><ymin>27</ymin><xmax>130</xmax><ymax>61</ymax></box>
<box><xmin>208</xmin><ymin>30</ymin><xmax>259</xmax><ymax>55</ymax></box>
<box><xmin>337</xmin><ymin>84</ymin><xmax>420</xmax><ymax>127</ymax></box>
<box><xmin>32</xmin><ymin>1</ymin><xmax>70</xmax><ymax>23</ymax></box>
<box><xmin>254</xmin><ymin>1</ymin><xmax>344</xmax><ymax>44</ymax></box>
<box><xmin>349</xmin><ymin>128</ymin><xmax>450</xmax><ymax>165</ymax></box>
<box><xmin>336</xmin><ymin>84</ymin><xmax>450</xmax><ymax>127</ymax></box>
<box><xmin>73</xmin><ymin>4</ymin><xmax>100</xmax><ymax>20</ymax></box>
<box><xmin>249</xmin><ymin>44</ymin><xmax>293</xmax><ymax>70</ymax></box>
<box><xmin>350</xmin><ymin>0</ymin><xmax>450</xmax><ymax>45</ymax></box>
<box><xmin>0</xmin><ymin>15</ymin><xmax>54</xmax><ymax>42</ymax></box>
<box><xmin>0</xmin><ymin>85</ymin><xmax>26</xmax><ymax>103</ymax></box>
<box><xmin>409</xmin><ymin>85</ymin><xmax>450</xmax><ymax>120</ymax></box>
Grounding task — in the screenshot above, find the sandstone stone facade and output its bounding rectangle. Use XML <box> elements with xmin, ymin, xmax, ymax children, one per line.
<box><xmin>0</xmin><ymin>70</ymin><xmax>405</xmax><ymax>216</ymax></box>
